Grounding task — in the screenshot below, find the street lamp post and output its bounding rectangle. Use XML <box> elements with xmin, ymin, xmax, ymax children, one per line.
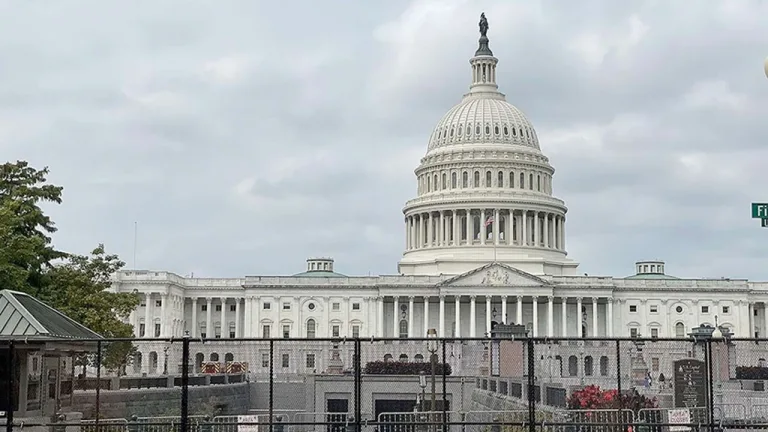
<box><xmin>163</xmin><ymin>346</ymin><xmax>169</xmax><ymax>375</ymax></box>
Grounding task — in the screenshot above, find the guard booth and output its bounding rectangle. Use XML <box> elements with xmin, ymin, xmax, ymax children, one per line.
<box><xmin>0</xmin><ymin>290</ymin><xmax>101</xmax><ymax>427</ymax></box>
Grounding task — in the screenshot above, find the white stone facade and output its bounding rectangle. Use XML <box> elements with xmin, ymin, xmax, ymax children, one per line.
<box><xmin>112</xmin><ymin>28</ymin><xmax>768</xmax><ymax>375</ymax></box>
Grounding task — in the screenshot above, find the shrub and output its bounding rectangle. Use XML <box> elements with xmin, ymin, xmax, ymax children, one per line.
<box><xmin>363</xmin><ymin>360</ymin><xmax>452</xmax><ymax>375</ymax></box>
<box><xmin>567</xmin><ymin>385</ymin><xmax>657</xmax><ymax>412</ymax></box>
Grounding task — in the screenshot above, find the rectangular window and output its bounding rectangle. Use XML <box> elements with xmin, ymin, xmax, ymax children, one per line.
<box><xmin>201</xmin><ymin>305</ymin><xmax>207</xmax><ymax>311</ymax></box>
<box><xmin>263</xmin><ymin>302</ymin><xmax>271</xmax><ymax>310</ymax></box>
<box><xmin>156</xmin><ymin>300</ymin><xmax>162</xmax><ymax>307</ymax></box>
<box><xmin>229</xmin><ymin>331</ymin><xmax>235</xmax><ymax>338</ymax></box>
<box><xmin>650</xmin><ymin>328</ymin><xmax>659</xmax><ymax>339</ymax></box>
<box><xmin>629</xmin><ymin>305</ymin><xmax>637</xmax><ymax>313</ymax></box>
<box><xmin>352</xmin><ymin>303</ymin><xmax>360</xmax><ymax>311</ymax></box>
<box><xmin>306</xmin><ymin>354</ymin><xmax>316</xmax><ymax>369</ymax></box>
<box><xmin>722</xmin><ymin>306</ymin><xmax>730</xmax><ymax>314</ymax></box>
<box><xmin>215</xmin><ymin>305</ymin><xmax>222</xmax><ymax>312</ymax></box>
<box><xmin>701</xmin><ymin>306</ymin><xmax>709</xmax><ymax>314</ymax></box>
<box><xmin>283</xmin><ymin>302</ymin><xmax>291</xmax><ymax>310</ymax></box>
<box><xmin>262</xmin><ymin>325</ymin><xmax>270</xmax><ymax>338</ymax></box>
<box><xmin>352</xmin><ymin>325</ymin><xmax>360</xmax><ymax>338</ymax></box>
<box><xmin>281</xmin><ymin>353</ymin><xmax>289</xmax><ymax>368</ymax></box>
<box><xmin>261</xmin><ymin>353</ymin><xmax>269</xmax><ymax>368</ymax></box>
<box><xmin>282</xmin><ymin>325</ymin><xmax>290</xmax><ymax>338</ymax></box>
<box><xmin>154</xmin><ymin>323</ymin><xmax>161</xmax><ymax>337</ymax></box>
<box><xmin>139</xmin><ymin>324</ymin><xmax>146</xmax><ymax>337</ymax></box>
<box><xmin>332</xmin><ymin>325</ymin><xmax>340</xmax><ymax>337</ymax></box>
<box><xmin>651</xmin><ymin>358</ymin><xmax>659</xmax><ymax>372</ymax></box>
<box><xmin>230</xmin><ymin>305</ymin><xmax>236</xmax><ymax>312</ymax></box>
<box><xmin>200</xmin><ymin>332</ymin><xmax>207</xmax><ymax>338</ymax></box>
<box><xmin>332</xmin><ymin>303</ymin><xmax>340</xmax><ymax>311</ymax></box>
<box><xmin>649</xmin><ymin>305</ymin><xmax>658</xmax><ymax>313</ymax></box>
<box><xmin>630</xmin><ymin>328</ymin><xmax>638</xmax><ymax>338</ymax></box>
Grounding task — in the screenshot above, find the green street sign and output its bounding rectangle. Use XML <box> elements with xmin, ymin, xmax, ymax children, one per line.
<box><xmin>752</xmin><ymin>203</ymin><xmax>768</xmax><ymax>218</ymax></box>
<box><xmin>763</xmin><ymin>218</ymin><xmax>768</xmax><ymax>228</ymax></box>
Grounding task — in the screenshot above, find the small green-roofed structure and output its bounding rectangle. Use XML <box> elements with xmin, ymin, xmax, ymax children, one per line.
<box><xmin>0</xmin><ymin>290</ymin><xmax>102</xmax><ymax>420</ymax></box>
<box><xmin>0</xmin><ymin>290</ymin><xmax>102</xmax><ymax>340</ymax></box>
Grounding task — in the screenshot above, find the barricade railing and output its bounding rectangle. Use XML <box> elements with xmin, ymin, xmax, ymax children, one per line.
<box><xmin>10</xmin><ymin>335</ymin><xmax>768</xmax><ymax>432</ymax></box>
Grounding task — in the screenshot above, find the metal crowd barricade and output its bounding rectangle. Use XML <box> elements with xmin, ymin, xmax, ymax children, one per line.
<box><xmin>377</xmin><ymin>411</ymin><xmax>456</xmax><ymax>432</ymax></box>
<box><xmin>463</xmin><ymin>410</ymin><xmax>529</xmax><ymax>432</ymax></box>
<box><xmin>135</xmin><ymin>415</ymin><xmax>209</xmax><ymax>432</ymax></box>
<box><xmin>637</xmin><ymin>407</ymin><xmax>709</xmax><ymax>430</ymax></box>
<box><xmin>291</xmin><ymin>412</ymin><xmax>352</xmax><ymax>432</ymax></box>
<box><xmin>81</xmin><ymin>418</ymin><xmax>128</xmax><ymax>432</ymax></box>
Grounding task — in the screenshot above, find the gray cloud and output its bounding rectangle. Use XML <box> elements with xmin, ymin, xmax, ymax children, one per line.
<box><xmin>2</xmin><ymin>0</ymin><xmax>768</xmax><ymax>280</ymax></box>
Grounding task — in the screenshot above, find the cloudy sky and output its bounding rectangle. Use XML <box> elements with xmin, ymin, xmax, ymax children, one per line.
<box><xmin>2</xmin><ymin>0</ymin><xmax>767</xmax><ymax>280</ymax></box>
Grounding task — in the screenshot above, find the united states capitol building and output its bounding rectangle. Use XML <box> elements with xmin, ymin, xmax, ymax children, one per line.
<box><xmin>114</xmin><ymin>22</ymin><xmax>767</xmax><ymax>377</ymax></box>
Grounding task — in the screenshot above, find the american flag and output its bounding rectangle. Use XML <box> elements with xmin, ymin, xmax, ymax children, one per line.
<box><xmin>484</xmin><ymin>215</ymin><xmax>494</xmax><ymax>227</ymax></box>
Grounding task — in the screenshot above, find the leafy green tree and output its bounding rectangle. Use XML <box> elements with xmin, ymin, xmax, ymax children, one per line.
<box><xmin>0</xmin><ymin>161</ymin><xmax>65</xmax><ymax>294</ymax></box>
<box><xmin>0</xmin><ymin>161</ymin><xmax>140</xmax><ymax>373</ymax></box>
<box><xmin>41</xmin><ymin>245</ymin><xmax>140</xmax><ymax>373</ymax></box>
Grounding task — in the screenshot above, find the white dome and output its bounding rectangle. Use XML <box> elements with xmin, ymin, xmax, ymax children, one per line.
<box><xmin>426</xmin><ymin>95</ymin><xmax>540</xmax><ymax>153</ymax></box>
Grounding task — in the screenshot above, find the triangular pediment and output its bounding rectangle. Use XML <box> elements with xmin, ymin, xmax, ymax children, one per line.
<box><xmin>438</xmin><ymin>263</ymin><xmax>550</xmax><ymax>287</ymax></box>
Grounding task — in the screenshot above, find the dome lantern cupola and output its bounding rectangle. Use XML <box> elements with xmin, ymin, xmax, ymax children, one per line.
<box><xmin>469</xmin><ymin>12</ymin><xmax>499</xmax><ymax>93</ymax></box>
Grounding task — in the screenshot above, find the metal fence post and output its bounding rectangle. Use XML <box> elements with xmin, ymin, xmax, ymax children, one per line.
<box><xmin>269</xmin><ymin>339</ymin><xmax>274</xmax><ymax>432</ymax></box>
<box><xmin>441</xmin><ymin>339</ymin><xmax>447</xmax><ymax>432</ymax></box>
<box><xmin>526</xmin><ymin>338</ymin><xmax>535</xmax><ymax>432</ymax></box>
<box><xmin>181</xmin><ymin>334</ymin><xmax>191</xmax><ymax>432</ymax></box>
<box><xmin>706</xmin><ymin>339</ymin><xmax>715</xmax><ymax>431</ymax></box>
<box><xmin>354</xmin><ymin>338</ymin><xmax>361</xmax><ymax>432</ymax></box>
<box><xmin>6</xmin><ymin>341</ymin><xmax>14</xmax><ymax>432</ymax></box>
<box><xmin>95</xmin><ymin>340</ymin><xmax>102</xmax><ymax>428</ymax></box>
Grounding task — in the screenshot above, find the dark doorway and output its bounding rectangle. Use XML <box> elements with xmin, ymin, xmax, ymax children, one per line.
<box><xmin>491</xmin><ymin>320</ymin><xmax>499</xmax><ymax>330</ymax></box>
<box><xmin>375</xmin><ymin>399</ymin><xmax>418</xmax><ymax>432</ymax></box>
<box><xmin>326</xmin><ymin>399</ymin><xmax>349</xmax><ymax>432</ymax></box>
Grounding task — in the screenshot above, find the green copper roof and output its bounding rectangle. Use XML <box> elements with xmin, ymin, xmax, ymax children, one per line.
<box><xmin>0</xmin><ymin>290</ymin><xmax>102</xmax><ymax>339</ymax></box>
<box><xmin>624</xmin><ymin>273</ymin><xmax>680</xmax><ymax>280</ymax></box>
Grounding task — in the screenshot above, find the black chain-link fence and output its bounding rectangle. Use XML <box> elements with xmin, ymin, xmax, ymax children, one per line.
<box><xmin>2</xmin><ymin>336</ymin><xmax>766</xmax><ymax>432</ymax></box>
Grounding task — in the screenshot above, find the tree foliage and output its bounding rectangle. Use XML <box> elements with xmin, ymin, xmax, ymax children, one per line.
<box><xmin>0</xmin><ymin>160</ymin><xmax>139</xmax><ymax>373</ymax></box>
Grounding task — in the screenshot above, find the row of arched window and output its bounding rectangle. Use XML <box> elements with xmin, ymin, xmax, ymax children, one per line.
<box><xmin>431</xmin><ymin>121</ymin><xmax>537</xmax><ymax>148</ymax></box>
<box><xmin>419</xmin><ymin>169</ymin><xmax>551</xmax><ymax>195</ymax></box>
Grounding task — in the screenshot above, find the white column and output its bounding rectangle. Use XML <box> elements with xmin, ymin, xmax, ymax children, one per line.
<box><xmin>160</xmin><ymin>293</ymin><xmax>167</xmax><ymax>337</ymax></box>
<box><xmin>469</xmin><ymin>296</ymin><xmax>476</xmax><ymax>337</ymax></box>
<box><xmin>532</xmin><ymin>297</ymin><xmax>538</xmax><ymax>337</ymax></box>
<box><xmin>439</xmin><ymin>211</ymin><xmax>445</xmax><ymax>246</ymax></box>
<box><xmin>532</xmin><ymin>212</ymin><xmax>538</xmax><ymax>247</ymax></box>
<box><xmin>377</xmin><ymin>297</ymin><xmax>384</xmax><ymax>336</ymax></box>
<box><xmin>493</xmin><ymin>209</ymin><xmax>500</xmax><ymax>246</ymax></box>
<box><xmin>220</xmin><ymin>297</ymin><xmax>227</xmax><ymax>338</ymax></box>
<box><xmin>547</xmin><ymin>296</ymin><xmax>554</xmax><ymax>337</ymax></box>
<box><xmin>466</xmin><ymin>210</ymin><xmax>472</xmax><ymax>245</ymax></box>
<box><xmin>144</xmin><ymin>293</ymin><xmax>152</xmax><ymax>338</ymax></box>
<box><xmin>592</xmin><ymin>297</ymin><xmax>598</xmax><ymax>337</ymax></box>
<box><xmin>251</xmin><ymin>297</ymin><xmax>262</xmax><ymax>337</ymax></box>
<box><xmin>427</xmin><ymin>213</ymin><xmax>433</xmax><ymax>247</ymax></box>
<box><xmin>501</xmin><ymin>296</ymin><xmax>507</xmax><ymax>325</ymax></box>
<box><xmin>577</xmin><ymin>297</ymin><xmax>583</xmax><ymax>338</ymax></box>
<box><xmin>480</xmin><ymin>209</ymin><xmax>486</xmax><ymax>245</ymax></box>
<box><xmin>243</xmin><ymin>296</ymin><xmax>251</xmax><ymax>338</ymax></box>
<box><xmin>423</xmin><ymin>296</ymin><xmax>430</xmax><ymax>336</ymax></box>
<box><xmin>544</xmin><ymin>214</ymin><xmax>549</xmax><ymax>248</ymax></box>
<box><xmin>455</xmin><ymin>296</ymin><xmax>461</xmax><ymax>337</ymax></box>
<box><xmin>561</xmin><ymin>217</ymin><xmax>566</xmax><ymax>251</ymax></box>
<box><xmin>607</xmin><ymin>299</ymin><xmax>614</xmax><ymax>337</ymax></box>
<box><xmin>485</xmin><ymin>296</ymin><xmax>492</xmax><ymax>335</ymax></box>
<box><xmin>561</xmin><ymin>298</ymin><xmax>567</xmax><ymax>337</ymax></box>
<box><xmin>235</xmin><ymin>298</ymin><xmax>241</xmax><ymax>338</ymax></box>
<box><xmin>408</xmin><ymin>296</ymin><xmax>415</xmax><ymax>337</ymax></box>
<box><xmin>191</xmin><ymin>298</ymin><xmax>198</xmax><ymax>337</ymax></box>
<box><xmin>452</xmin><ymin>210</ymin><xmax>458</xmax><ymax>245</ymax></box>
<box><xmin>521</xmin><ymin>211</ymin><xmax>527</xmax><ymax>246</ymax></box>
<box><xmin>392</xmin><ymin>296</ymin><xmax>399</xmax><ymax>337</ymax></box>
<box><xmin>439</xmin><ymin>295</ymin><xmax>445</xmax><ymax>337</ymax></box>
<box><xmin>205</xmin><ymin>297</ymin><xmax>213</xmax><ymax>338</ymax></box>
<box><xmin>516</xmin><ymin>296</ymin><xmax>522</xmax><ymax>325</ymax></box>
